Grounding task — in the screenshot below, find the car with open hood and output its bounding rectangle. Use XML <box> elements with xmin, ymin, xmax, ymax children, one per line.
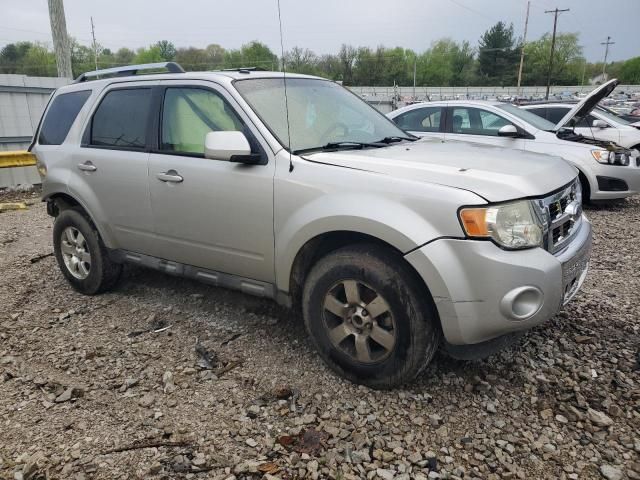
<box><xmin>388</xmin><ymin>79</ymin><xmax>640</xmax><ymax>202</ymax></box>
<box><xmin>31</xmin><ymin>63</ymin><xmax>591</xmax><ymax>388</ymax></box>
<box><xmin>519</xmin><ymin>98</ymin><xmax>640</xmax><ymax>150</ymax></box>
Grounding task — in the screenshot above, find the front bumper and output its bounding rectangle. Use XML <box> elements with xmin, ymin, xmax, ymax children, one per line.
<box><xmin>586</xmin><ymin>156</ymin><xmax>640</xmax><ymax>200</ymax></box>
<box><xmin>405</xmin><ymin>216</ymin><xmax>592</xmax><ymax>345</ymax></box>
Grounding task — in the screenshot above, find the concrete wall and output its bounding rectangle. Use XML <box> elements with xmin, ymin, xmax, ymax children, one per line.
<box><xmin>0</xmin><ymin>74</ymin><xmax>68</xmax><ymax>188</ymax></box>
<box><xmin>350</xmin><ymin>84</ymin><xmax>640</xmax><ymax>113</ymax></box>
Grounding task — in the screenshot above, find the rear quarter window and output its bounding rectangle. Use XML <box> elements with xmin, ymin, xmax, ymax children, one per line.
<box><xmin>38</xmin><ymin>90</ymin><xmax>91</xmax><ymax>145</ymax></box>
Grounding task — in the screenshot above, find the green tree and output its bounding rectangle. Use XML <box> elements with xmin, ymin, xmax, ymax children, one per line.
<box><xmin>70</xmin><ymin>38</ymin><xmax>95</xmax><ymax>76</ymax></box>
<box><xmin>478</xmin><ymin>21</ymin><xmax>519</xmax><ymax>85</ymax></box>
<box><xmin>285</xmin><ymin>46</ymin><xmax>318</xmax><ymax>75</ymax></box>
<box><xmin>415</xmin><ymin>39</ymin><xmax>475</xmax><ymax>86</ymax></box>
<box><xmin>134</xmin><ymin>45</ymin><xmax>163</xmax><ymax>64</ymax></box>
<box><xmin>20</xmin><ymin>43</ymin><xmax>56</xmax><ymax>76</ymax></box>
<box><xmin>450</xmin><ymin>41</ymin><xmax>475</xmax><ymax>86</ymax></box>
<box><xmin>0</xmin><ymin>42</ymin><xmax>33</xmax><ymax>73</ymax></box>
<box><xmin>523</xmin><ymin>33</ymin><xmax>584</xmax><ymax>86</ymax></box>
<box><xmin>155</xmin><ymin>40</ymin><xmax>176</xmax><ymax>61</ymax></box>
<box><xmin>205</xmin><ymin>44</ymin><xmax>226</xmax><ymax>69</ymax></box>
<box><xmin>316</xmin><ymin>53</ymin><xmax>341</xmax><ymax>80</ymax></box>
<box><xmin>114</xmin><ymin>47</ymin><xmax>135</xmax><ymax>65</ymax></box>
<box><xmin>225</xmin><ymin>41</ymin><xmax>278</xmax><ymax>70</ymax></box>
<box><xmin>618</xmin><ymin>57</ymin><xmax>640</xmax><ymax>84</ymax></box>
<box><xmin>175</xmin><ymin>47</ymin><xmax>209</xmax><ymax>70</ymax></box>
<box><xmin>338</xmin><ymin>44</ymin><xmax>357</xmax><ymax>84</ymax></box>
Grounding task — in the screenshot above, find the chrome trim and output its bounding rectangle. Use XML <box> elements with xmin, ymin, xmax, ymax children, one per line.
<box><xmin>534</xmin><ymin>178</ymin><xmax>582</xmax><ymax>254</ymax></box>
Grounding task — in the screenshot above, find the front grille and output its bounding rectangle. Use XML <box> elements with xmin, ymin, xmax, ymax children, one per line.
<box><xmin>536</xmin><ymin>179</ymin><xmax>582</xmax><ymax>254</ymax></box>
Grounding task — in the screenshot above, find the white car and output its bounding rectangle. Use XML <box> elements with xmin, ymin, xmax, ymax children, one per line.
<box><xmin>521</xmin><ymin>102</ymin><xmax>640</xmax><ymax>150</ymax></box>
<box><xmin>387</xmin><ymin>80</ymin><xmax>640</xmax><ymax>202</ymax></box>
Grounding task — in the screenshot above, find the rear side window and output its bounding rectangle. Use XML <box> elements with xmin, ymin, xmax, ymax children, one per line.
<box><xmin>546</xmin><ymin>107</ymin><xmax>570</xmax><ymax>124</ymax></box>
<box><xmin>526</xmin><ymin>107</ymin><xmax>548</xmax><ymax>121</ymax></box>
<box><xmin>39</xmin><ymin>90</ymin><xmax>91</xmax><ymax>145</ymax></box>
<box><xmin>90</xmin><ymin>88</ymin><xmax>152</xmax><ymax>149</ymax></box>
<box><xmin>394</xmin><ymin>107</ymin><xmax>443</xmax><ymax>132</ymax></box>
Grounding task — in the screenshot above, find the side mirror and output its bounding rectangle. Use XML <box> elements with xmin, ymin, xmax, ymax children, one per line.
<box><xmin>592</xmin><ymin>119</ymin><xmax>608</xmax><ymax>129</ymax></box>
<box><xmin>204</xmin><ymin>131</ymin><xmax>255</xmax><ymax>162</ymax></box>
<box><xmin>498</xmin><ymin>124</ymin><xmax>519</xmax><ymax>137</ymax></box>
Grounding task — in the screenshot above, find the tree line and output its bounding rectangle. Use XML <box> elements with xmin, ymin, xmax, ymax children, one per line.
<box><xmin>1</xmin><ymin>22</ymin><xmax>639</xmax><ymax>86</ymax></box>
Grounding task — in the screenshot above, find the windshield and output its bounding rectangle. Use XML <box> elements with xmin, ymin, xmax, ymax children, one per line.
<box><xmin>497</xmin><ymin>103</ymin><xmax>557</xmax><ymax>131</ymax></box>
<box><xmin>595</xmin><ymin>106</ymin><xmax>631</xmax><ymax>125</ymax></box>
<box><xmin>234</xmin><ymin>77</ymin><xmax>408</xmax><ymax>153</ymax></box>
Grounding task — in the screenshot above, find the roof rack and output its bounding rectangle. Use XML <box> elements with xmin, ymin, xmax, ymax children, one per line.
<box><xmin>221</xmin><ymin>67</ymin><xmax>266</xmax><ymax>73</ymax></box>
<box><xmin>73</xmin><ymin>62</ymin><xmax>185</xmax><ymax>83</ymax></box>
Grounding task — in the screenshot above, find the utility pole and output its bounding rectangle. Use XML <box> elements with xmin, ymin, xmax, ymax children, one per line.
<box><xmin>90</xmin><ymin>16</ymin><xmax>98</xmax><ymax>71</ymax></box>
<box><xmin>413</xmin><ymin>57</ymin><xmax>417</xmax><ymax>99</ymax></box>
<box><xmin>516</xmin><ymin>0</ymin><xmax>530</xmax><ymax>96</ymax></box>
<box><xmin>47</xmin><ymin>0</ymin><xmax>73</xmax><ymax>79</ymax></box>
<box><xmin>544</xmin><ymin>7</ymin><xmax>569</xmax><ymax>100</ymax></box>
<box><xmin>601</xmin><ymin>36</ymin><xmax>615</xmax><ymax>80</ymax></box>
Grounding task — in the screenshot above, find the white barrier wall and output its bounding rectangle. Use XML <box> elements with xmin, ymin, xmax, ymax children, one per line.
<box><xmin>0</xmin><ymin>74</ymin><xmax>68</xmax><ymax>188</ymax></box>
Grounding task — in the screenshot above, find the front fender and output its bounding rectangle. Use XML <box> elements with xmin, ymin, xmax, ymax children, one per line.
<box><xmin>275</xmin><ymin>193</ymin><xmax>460</xmax><ymax>292</ymax></box>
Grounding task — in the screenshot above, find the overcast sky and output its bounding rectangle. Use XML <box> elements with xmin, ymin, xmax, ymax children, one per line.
<box><xmin>1</xmin><ymin>0</ymin><xmax>638</xmax><ymax>62</ymax></box>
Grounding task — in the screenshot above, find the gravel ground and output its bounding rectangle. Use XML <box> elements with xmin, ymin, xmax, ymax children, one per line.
<box><xmin>0</xmin><ymin>188</ymin><xmax>638</xmax><ymax>480</ymax></box>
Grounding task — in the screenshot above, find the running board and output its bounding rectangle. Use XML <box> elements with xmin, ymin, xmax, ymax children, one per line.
<box><xmin>110</xmin><ymin>249</ymin><xmax>276</xmax><ymax>299</ymax></box>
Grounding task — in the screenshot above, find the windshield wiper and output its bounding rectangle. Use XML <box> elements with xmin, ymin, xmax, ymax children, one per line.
<box><xmin>293</xmin><ymin>141</ymin><xmax>386</xmax><ymax>155</ymax></box>
<box><xmin>376</xmin><ymin>135</ymin><xmax>418</xmax><ymax>143</ymax></box>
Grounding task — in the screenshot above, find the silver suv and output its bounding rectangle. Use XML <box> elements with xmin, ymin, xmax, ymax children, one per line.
<box><xmin>31</xmin><ymin>63</ymin><xmax>592</xmax><ymax>388</ymax></box>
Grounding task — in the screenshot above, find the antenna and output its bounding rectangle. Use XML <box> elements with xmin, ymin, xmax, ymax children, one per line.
<box><xmin>276</xmin><ymin>0</ymin><xmax>294</xmax><ymax>172</ymax></box>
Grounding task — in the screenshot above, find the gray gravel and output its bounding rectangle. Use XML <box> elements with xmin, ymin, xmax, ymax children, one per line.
<box><xmin>0</xmin><ymin>189</ymin><xmax>639</xmax><ymax>480</ymax></box>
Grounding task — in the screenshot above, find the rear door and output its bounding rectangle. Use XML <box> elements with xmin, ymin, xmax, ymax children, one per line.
<box><xmin>444</xmin><ymin>105</ymin><xmax>527</xmax><ymax>150</ymax></box>
<box><xmin>68</xmin><ymin>82</ymin><xmax>158</xmax><ymax>254</ymax></box>
<box><xmin>147</xmin><ymin>81</ymin><xmax>275</xmax><ymax>282</ymax></box>
<box><xmin>392</xmin><ymin>105</ymin><xmax>445</xmax><ymax>140</ymax></box>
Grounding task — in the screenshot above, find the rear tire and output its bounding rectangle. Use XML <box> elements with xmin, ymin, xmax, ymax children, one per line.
<box><xmin>302</xmin><ymin>244</ymin><xmax>440</xmax><ymax>389</ymax></box>
<box><xmin>53</xmin><ymin>209</ymin><xmax>121</xmax><ymax>295</ymax></box>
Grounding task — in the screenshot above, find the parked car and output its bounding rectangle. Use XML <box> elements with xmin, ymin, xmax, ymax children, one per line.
<box><xmin>31</xmin><ymin>63</ymin><xmax>592</xmax><ymax>388</ymax></box>
<box><xmin>520</xmin><ymin>102</ymin><xmax>640</xmax><ymax>150</ymax></box>
<box><xmin>388</xmin><ymin>80</ymin><xmax>640</xmax><ymax>202</ymax></box>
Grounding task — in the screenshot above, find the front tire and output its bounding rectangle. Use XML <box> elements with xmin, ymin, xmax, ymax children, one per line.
<box><xmin>578</xmin><ymin>172</ymin><xmax>591</xmax><ymax>204</ymax></box>
<box><xmin>53</xmin><ymin>209</ymin><xmax>121</xmax><ymax>295</ymax></box>
<box><xmin>302</xmin><ymin>244</ymin><xmax>440</xmax><ymax>389</ymax></box>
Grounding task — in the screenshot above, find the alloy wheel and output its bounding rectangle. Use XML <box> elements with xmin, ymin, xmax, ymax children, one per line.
<box><xmin>322</xmin><ymin>280</ymin><xmax>396</xmax><ymax>364</ymax></box>
<box><xmin>60</xmin><ymin>226</ymin><xmax>91</xmax><ymax>280</ymax></box>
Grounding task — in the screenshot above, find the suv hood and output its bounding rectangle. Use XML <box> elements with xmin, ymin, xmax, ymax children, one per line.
<box><xmin>303</xmin><ymin>139</ymin><xmax>577</xmax><ymax>203</ymax></box>
<box><xmin>554</xmin><ymin>79</ymin><xmax>620</xmax><ymax>131</ymax></box>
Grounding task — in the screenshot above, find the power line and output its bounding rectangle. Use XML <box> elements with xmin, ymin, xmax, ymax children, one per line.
<box><xmin>446</xmin><ymin>0</ymin><xmax>497</xmax><ymax>23</ymax></box>
<box><xmin>544</xmin><ymin>7</ymin><xmax>569</xmax><ymax>100</ymax></box>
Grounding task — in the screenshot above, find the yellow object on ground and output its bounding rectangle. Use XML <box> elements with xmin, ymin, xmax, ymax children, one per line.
<box><xmin>0</xmin><ymin>202</ymin><xmax>28</xmax><ymax>212</ymax></box>
<box><xmin>0</xmin><ymin>151</ymin><xmax>37</xmax><ymax>169</ymax></box>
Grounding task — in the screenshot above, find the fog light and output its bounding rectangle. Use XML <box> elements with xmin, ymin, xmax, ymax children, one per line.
<box><xmin>500</xmin><ymin>286</ymin><xmax>544</xmax><ymax>321</ymax></box>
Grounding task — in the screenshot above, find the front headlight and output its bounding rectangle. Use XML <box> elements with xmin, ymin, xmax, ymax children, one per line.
<box><xmin>591</xmin><ymin>149</ymin><xmax>630</xmax><ymax>166</ymax></box>
<box><xmin>591</xmin><ymin>149</ymin><xmax>615</xmax><ymax>164</ymax></box>
<box><xmin>459</xmin><ymin>200</ymin><xmax>543</xmax><ymax>249</ymax></box>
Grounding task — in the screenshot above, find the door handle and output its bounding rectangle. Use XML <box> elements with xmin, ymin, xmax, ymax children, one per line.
<box><xmin>77</xmin><ymin>162</ymin><xmax>97</xmax><ymax>172</ymax></box>
<box><xmin>156</xmin><ymin>170</ymin><xmax>183</xmax><ymax>183</ymax></box>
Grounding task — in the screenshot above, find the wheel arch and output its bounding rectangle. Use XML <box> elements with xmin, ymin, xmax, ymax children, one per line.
<box><xmin>285</xmin><ymin>230</ymin><xmax>440</xmax><ymax>325</ymax></box>
<box><xmin>44</xmin><ymin>191</ymin><xmax>115</xmax><ymax>247</ymax></box>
